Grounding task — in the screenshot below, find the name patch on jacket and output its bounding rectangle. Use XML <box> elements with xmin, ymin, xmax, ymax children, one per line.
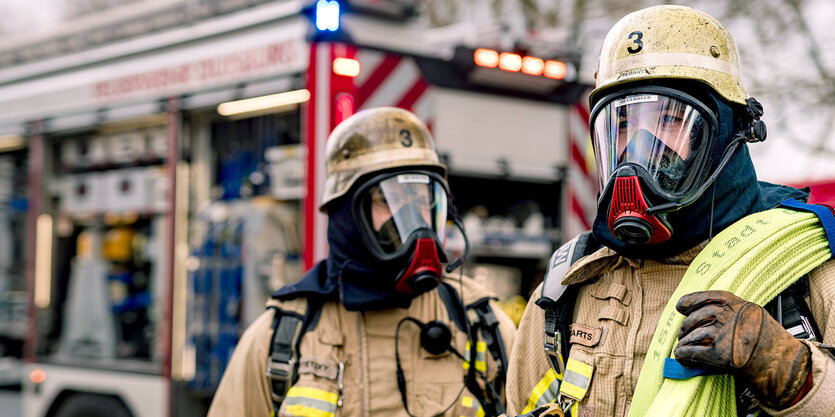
<box><xmin>569</xmin><ymin>324</ymin><xmax>603</xmax><ymax>347</ymax></box>
<box><xmin>298</xmin><ymin>356</ymin><xmax>339</xmax><ymax>380</ymax></box>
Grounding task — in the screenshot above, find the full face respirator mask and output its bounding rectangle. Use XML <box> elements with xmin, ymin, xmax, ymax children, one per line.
<box><xmin>352</xmin><ymin>170</ymin><xmax>458</xmax><ymax>295</ymax></box>
<box><xmin>590</xmin><ymin>86</ymin><xmax>721</xmax><ymax>245</ymax></box>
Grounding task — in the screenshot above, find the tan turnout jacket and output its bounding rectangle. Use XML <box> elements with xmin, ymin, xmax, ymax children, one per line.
<box><xmin>506</xmin><ymin>244</ymin><xmax>835</xmax><ymax>416</ymax></box>
<box><xmin>209</xmin><ymin>274</ymin><xmax>516</xmax><ymax>417</ymax></box>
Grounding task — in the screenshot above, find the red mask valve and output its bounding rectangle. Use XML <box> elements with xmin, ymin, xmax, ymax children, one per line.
<box><xmin>394</xmin><ymin>238</ymin><xmax>443</xmax><ymax>294</ymax></box>
<box><xmin>608</xmin><ymin>176</ymin><xmax>672</xmax><ymax>244</ymax></box>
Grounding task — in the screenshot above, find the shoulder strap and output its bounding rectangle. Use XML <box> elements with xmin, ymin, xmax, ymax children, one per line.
<box><xmin>538</xmin><ymin>231</ymin><xmax>596</xmax><ymax>308</ymax></box>
<box><xmin>467</xmin><ymin>297</ymin><xmax>509</xmax><ymax>385</ymax></box>
<box><xmin>437</xmin><ymin>281</ymin><xmax>510</xmax><ymax>383</ymax></box>
<box><xmin>767</xmin><ymin>275</ymin><xmax>821</xmax><ymax>341</ymax></box>
<box><xmin>437</xmin><ymin>281</ymin><xmax>509</xmax><ymax>415</ymax></box>
<box><xmin>437</xmin><ymin>281</ymin><xmax>468</xmax><ymax>333</ymax></box>
<box><xmin>535</xmin><ymin>231</ymin><xmax>596</xmax><ymax>376</ymax></box>
<box><xmin>266</xmin><ymin>299</ymin><xmax>324</xmax><ymax>412</ymax></box>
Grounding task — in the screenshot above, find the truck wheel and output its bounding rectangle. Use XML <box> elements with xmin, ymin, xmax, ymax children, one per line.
<box><xmin>53</xmin><ymin>394</ymin><xmax>132</xmax><ymax>417</ymax></box>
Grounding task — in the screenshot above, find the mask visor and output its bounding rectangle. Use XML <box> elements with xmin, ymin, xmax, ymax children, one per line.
<box><xmin>357</xmin><ymin>173</ymin><xmax>449</xmax><ymax>258</ymax></box>
<box><xmin>592</xmin><ymin>93</ymin><xmax>712</xmax><ymax>198</ymax></box>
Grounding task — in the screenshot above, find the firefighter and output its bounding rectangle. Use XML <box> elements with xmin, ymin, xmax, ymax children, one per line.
<box><xmin>209</xmin><ymin>107</ymin><xmax>515</xmax><ymax>417</ymax></box>
<box><xmin>506</xmin><ymin>5</ymin><xmax>835</xmax><ymax>417</ymax></box>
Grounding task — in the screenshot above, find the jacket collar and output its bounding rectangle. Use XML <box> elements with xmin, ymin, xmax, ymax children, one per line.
<box><xmin>562</xmin><ymin>241</ymin><xmax>708</xmax><ymax>286</ymax></box>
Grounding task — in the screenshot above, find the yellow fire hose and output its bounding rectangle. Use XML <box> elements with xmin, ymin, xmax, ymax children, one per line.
<box><xmin>628</xmin><ymin>207</ymin><xmax>833</xmax><ymax>417</ymax></box>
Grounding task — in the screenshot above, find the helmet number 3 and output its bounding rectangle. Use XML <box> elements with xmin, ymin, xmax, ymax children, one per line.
<box><xmin>627</xmin><ymin>31</ymin><xmax>643</xmax><ymax>53</ymax></box>
<box><xmin>400</xmin><ymin>129</ymin><xmax>413</xmax><ymax>147</ymax></box>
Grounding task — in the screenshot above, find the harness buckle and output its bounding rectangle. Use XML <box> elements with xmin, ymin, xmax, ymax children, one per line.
<box><xmin>266</xmin><ymin>358</ymin><xmax>296</xmax><ymax>403</ymax></box>
<box><xmin>556</xmin><ymin>393</ymin><xmax>575</xmax><ymax>416</ymax></box>
<box><xmin>544</xmin><ymin>330</ymin><xmax>565</xmax><ymax>375</ymax></box>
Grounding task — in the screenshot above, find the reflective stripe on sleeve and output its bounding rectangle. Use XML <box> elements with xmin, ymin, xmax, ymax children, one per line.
<box><xmin>281</xmin><ymin>386</ymin><xmax>338</xmax><ymax>417</ymax></box>
<box><xmin>521</xmin><ymin>368</ymin><xmax>561</xmax><ymax>413</ymax></box>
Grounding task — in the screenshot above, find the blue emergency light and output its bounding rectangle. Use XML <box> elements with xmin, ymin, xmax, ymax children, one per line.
<box><xmin>315</xmin><ymin>0</ymin><xmax>340</xmax><ymax>31</ymax></box>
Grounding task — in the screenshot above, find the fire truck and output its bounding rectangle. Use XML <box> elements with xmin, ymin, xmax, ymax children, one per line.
<box><xmin>0</xmin><ymin>1</ymin><xmax>594</xmax><ymax>416</ymax></box>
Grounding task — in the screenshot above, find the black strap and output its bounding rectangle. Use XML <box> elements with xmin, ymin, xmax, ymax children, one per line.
<box><xmin>468</xmin><ymin>297</ymin><xmax>509</xmax><ymax>386</ymax></box>
<box><xmin>437</xmin><ymin>281</ymin><xmax>468</xmax><ymax>332</ymax></box>
<box><xmin>266</xmin><ymin>300</ymin><xmax>324</xmax><ymax>413</ymax></box>
<box><xmin>763</xmin><ymin>276</ymin><xmax>819</xmax><ymax>341</ymax></box>
<box><xmin>437</xmin><ymin>282</ymin><xmax>507</xmax><ymax>415</ymax></box>
<box><xmin>267</xmin><ymin>308</ymin><xmax>302</xmax><ymax>408</ymax></box>
<box><xmin>542</xmin><ymin>284</ymin><xmax>581</xmax><ymax>375</ymax></box>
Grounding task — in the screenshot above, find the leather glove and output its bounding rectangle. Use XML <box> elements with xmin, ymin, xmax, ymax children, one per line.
<box><xmin>674</xmin><ymin>290</ymin><xmax>812</xmax><ymax>409</ymax></box>
<box><xmin>508</xmin><ymin>403</ymin><xmax>565</xmax><ymax>417</ymax></box>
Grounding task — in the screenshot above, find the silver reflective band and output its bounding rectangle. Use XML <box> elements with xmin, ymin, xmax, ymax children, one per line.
<box><xmin>562</xmin><ymin>369</ymin><xmax>590</xmax><ymax>392</ymax></box>
<box><xmin>283</xmin><ymin>396</ymin><xmax>337</xmax><ymax>412</ymax></box>
<box><xmin>613</xmin><ymin>52</ymin><xmax>740</xmax><ymax>78</ymax></box>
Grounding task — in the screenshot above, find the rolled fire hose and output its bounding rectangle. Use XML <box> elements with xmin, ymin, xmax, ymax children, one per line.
<box><xmin>628</xmin><ymin>205</ymin><xmax>834</xmax><ymax>417</ymax></box>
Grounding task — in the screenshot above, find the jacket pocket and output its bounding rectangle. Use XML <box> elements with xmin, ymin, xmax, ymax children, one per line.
<box><xmin>589</xmin><ymin>283</ymin><xmax>631</xmax><ymax>306</ymax></box>
<box><xmin>598</xmin><ymin>301</ymin><xmax>629</xmax><ymax>326</ymax></box>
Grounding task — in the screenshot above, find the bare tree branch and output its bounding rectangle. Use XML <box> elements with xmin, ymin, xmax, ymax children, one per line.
<box><xmin>783</xmin><ymin>0</ymin><xmax>835</xmax><ymax>93</ymax></box>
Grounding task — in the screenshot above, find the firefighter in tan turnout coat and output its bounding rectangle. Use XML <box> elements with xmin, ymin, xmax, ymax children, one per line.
<box><xmin>506</xmin><ymin>5</ymin><xmax>835</xmax><ymax>417</ymax></box>
<box><xmin>209</xmin><ymin>107</ymin><xmax>515</xmax><ymax>417</ymax></box>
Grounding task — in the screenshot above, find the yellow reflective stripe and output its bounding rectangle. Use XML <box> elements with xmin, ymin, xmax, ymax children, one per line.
<box><xmin>459</xmin><ymin>395</ymin><xmax>485</xmax><ymax>417</ymax></box>
<box><xmin>285</xmin><ymin>386</ymin><xmax>338</xmax><ymax>404</ymax></box>
<box><xmin>559</xmin><ymin>358</ymin><xmax>594</xmax><ymax>401</ymax></box>
<box><xmin>462</xmin><ymin>359</ymin><xmax>487</xmax><ymax>372</ymax></box>
<box><xmin>284</xmin><ymin>404</ymin><xmax>335</xmax><ymax>417</ymax></box>
<box><xmin>522</xmin><ymin>368</ymin><xmax>561</xmax><ymax>413</ymax></box>
<box><xmin>463</xmin><ymin>341</ymin><xmax>487</xmax><ymax>372</ymax></box>
<box><xmin>571</xmin><ymin>401</ymin><xmax>580</xmax><ymax>416</ymax></box>
<box><xmin>282</xmin><ymin>386</ymin><xmax>338</xmax><ymax>417</ymax></box>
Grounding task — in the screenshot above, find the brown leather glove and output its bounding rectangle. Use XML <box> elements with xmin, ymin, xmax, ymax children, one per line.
<box><xmin>674</xmin><ymin>290</ymin><xmax>812</xmax><ymax>409</ymax></box>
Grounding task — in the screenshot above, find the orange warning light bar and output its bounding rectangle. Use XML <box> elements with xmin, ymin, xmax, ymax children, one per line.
<box><xmin>544</xmin><ymin>60</ymin><xmax>568</xmax><ymax>80</ymax></box>
<box><xmin>498</xmin><ymin>53</ymin><xmax>522</xmax><ymax>72</ymax></box>
<box><xmin>473</xmin><ymin>48</ymin><xmax>569</xmax><ymax>82</ymax></box>
<box><xmin>474</xmin><ymin>48</ymin><xmax>500</xmax><ymax>68</ymax></box>
<box><xmin>521</xmin><ymin>57</ymin><xmax>545</xmax><ymax>76</ymax></box>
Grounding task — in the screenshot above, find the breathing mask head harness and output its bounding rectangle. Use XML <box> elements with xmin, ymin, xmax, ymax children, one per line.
<box><xmin>351</xmin><ymin>169</ymin><xmax>469</xmax><ymax>296</ymax></box>
<box><xmin>591</xmin><ymin>85</ymin><xmax>767</xmax><ymax>245</ymax></box>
